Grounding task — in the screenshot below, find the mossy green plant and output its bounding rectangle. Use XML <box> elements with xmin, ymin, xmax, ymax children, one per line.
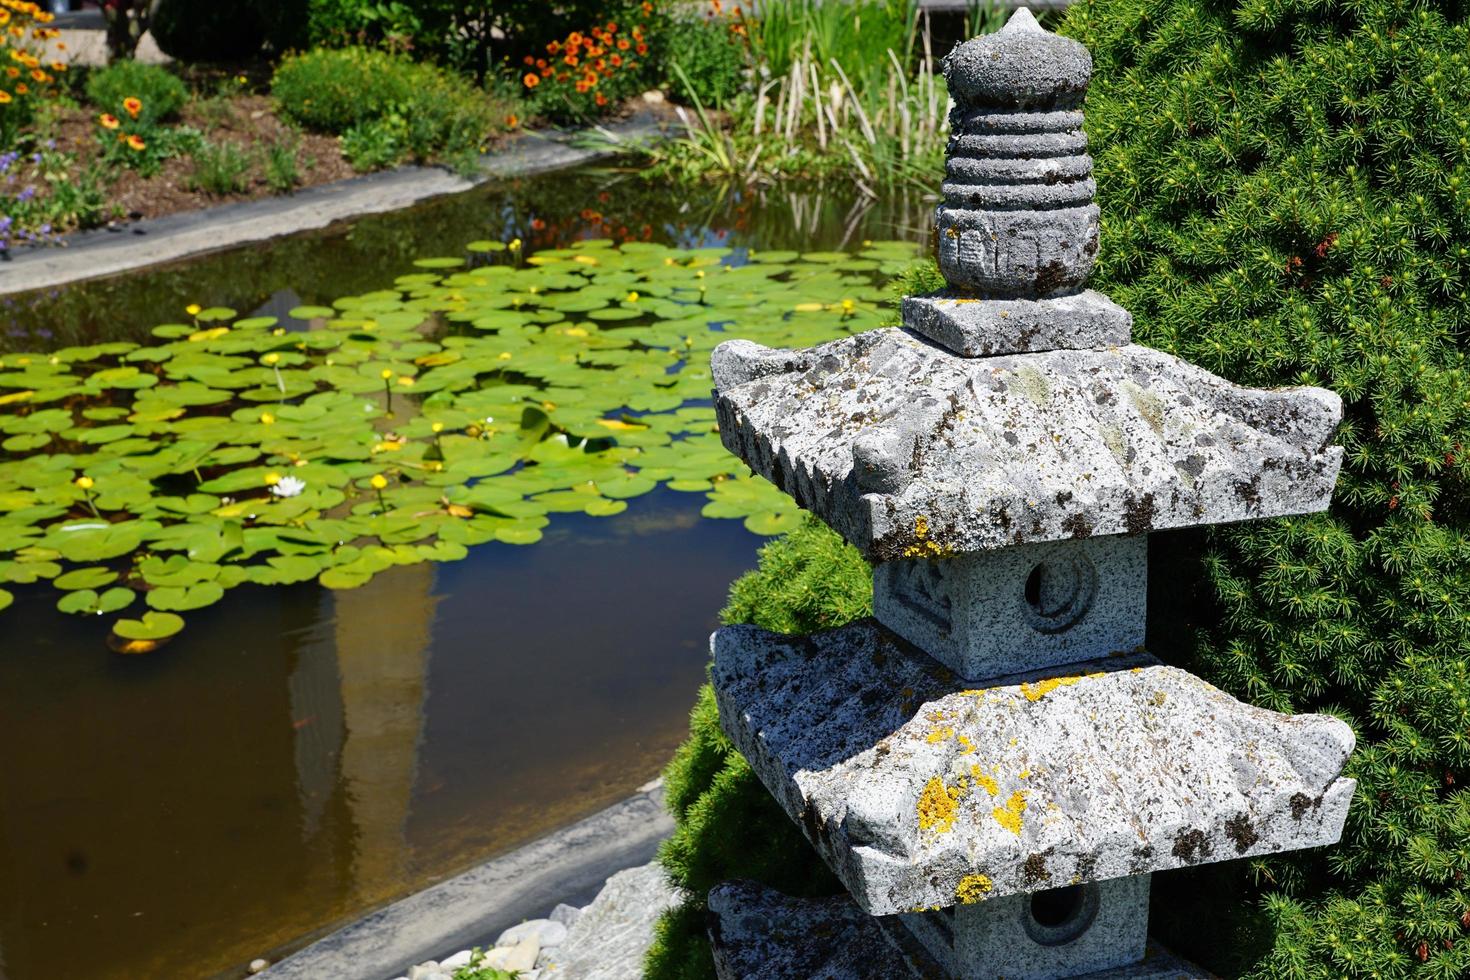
<box><xmin>645</xmin><ymin>516</ymin><xmax>871</xmax><ymax>980</ymax></box>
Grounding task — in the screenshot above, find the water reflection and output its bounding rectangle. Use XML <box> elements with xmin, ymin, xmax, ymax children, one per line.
<box><xmin>0</xmin><ymin>488</ymin><xmax>761</xmax><ymax>980</ymax></box>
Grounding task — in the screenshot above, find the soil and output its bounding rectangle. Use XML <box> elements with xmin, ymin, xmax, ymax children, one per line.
<box><xmin>44</xmin><ymin>94</ymin><xmax>359</xmax><ymax>223</ymax></box>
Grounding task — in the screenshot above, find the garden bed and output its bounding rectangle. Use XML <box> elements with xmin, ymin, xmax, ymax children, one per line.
<box><xmin>32</xmin><ymin>92</ymin><xmax>357</xmax><ymax>224</ymax></box>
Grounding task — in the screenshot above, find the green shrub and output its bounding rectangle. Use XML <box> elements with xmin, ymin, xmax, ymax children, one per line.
<box><xmin>85</xmin><ymin>62</ymin><xmax>187</xmax><ymax>125</ymax></box>
<box><xmin>272</xmin><ymin>48</ymin><xmax>502</xmax><ymax>169</ymax></box>
<box><xmin>663</xmin><ymin>13</ymin><xmax>747</xmax><ymax>108</ymax></box>
<box><xmin>272</xmin><ymin>48</ymin><xmax>417</xmax><ymax>132</ymax></box>
<box><xmin>150</xmin><ymin>0</ymin><xmax>267</xmax><ymax>63</ymax></box>
<box><xmin>1056</xmin><ymin>1</ymin><xmax>1470</xmax><ymax>976</ymax></box>
<box><xmin>645</xmin><ymin>516</ymin><xmax>870</xmax><ymax>980</ymax></box>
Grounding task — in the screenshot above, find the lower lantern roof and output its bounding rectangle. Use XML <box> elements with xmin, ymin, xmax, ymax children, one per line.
<box><xmin>711</xmin><ymin>619</ymin><xmax>1355</xmax><ymax>917</ymax></box>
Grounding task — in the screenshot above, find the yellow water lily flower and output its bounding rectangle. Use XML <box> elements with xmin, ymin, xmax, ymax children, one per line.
<box><xmin>74</xmin><ymin>476</ymin><xmax>94</xmax><ymax>490</ymax></box>
<box><xmin>370</xmin><ymin>474</ymin><xmax>389</xmax><ymax>490</ymax></box>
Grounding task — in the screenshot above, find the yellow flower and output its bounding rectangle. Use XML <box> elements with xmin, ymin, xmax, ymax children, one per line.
<box><xmin>625</xmin><ymin>291</ymin><xmax>640</xmax><ymax>302</ymax></box>
<box><xmin>841</xmin><ymin>298</ymin><xmax>856</xmax><ymax>313</ymax></box>
<box><xmin>430</xmin><ymin>421</ymin><xmax>444</xmax><ymax>433</ymax></box>
<box><xmin>185</xmin><ymin>303</ymin><xmax>202</xmax><ymax>316</ymax></box>
<box><xmin>397</xmin><ymin>375</ymin><xmax>414</xmax><ymax>387</ymax></box>
<box><xmin>99</xmin><ymin>112</ymin><xmax>120</xmax><ymax>129</ymax></box>
<box><xmin>509</xmin><ymin>238</ymin><xmax>522</xmax><ymax>251</ymax></box>
<box><xmin>74</xmin><ymin>476</ymin><xmax>94</xmax><ymax>490</ymax></box>
<box><xmin>123</xmin><ymin>96</ymin><xmax>142</xmax><ymax>118</ymax></box>
<box><xmin>262</xmin><ymin>353</ymin><xmax>280</xmax><ymax>366</ymax></box>
<box><xmin>259</xmin><ymin>412</ymin><xmax>276</xmax><ymax>425</ymax></box>
<box><xmin>263</xmin><ymin>472</ymin><xmax>282</xmax><ymax>486</ymax></box>
<box><xmin>0</xmin><ymin>90</ymin><xmax>10</xmax><ymax>104</ymax></box>
<box><xmin>370</xmin><ymin>474</ymin><xmax>389</xmax><ymax>490</ymax></box>
<box><xmin>125</xmin><ymin>134</ymin><xmax>145</xmax><ymax>152</ymax></box>
<box><xmin>380</xmin><ymin>369</ymin><xmax>394</xmax><ymax>380</ymax></box>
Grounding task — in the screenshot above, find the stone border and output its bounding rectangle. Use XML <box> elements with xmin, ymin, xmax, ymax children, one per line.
<box><xmin>0</xmin><ymin>112</ymin><xmax>667</xmax><ymax>299</ymax></box>
<box><xmin>260</xmin><ymin>780</ymin><xmax>673</xmax><ymax>980</ymax></box>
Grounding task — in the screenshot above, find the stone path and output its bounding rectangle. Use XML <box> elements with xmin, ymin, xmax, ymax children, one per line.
<box><xmin>398</xmin><ymin>861</ymin><xmax>681</xmax><ymax>980</ymax></box>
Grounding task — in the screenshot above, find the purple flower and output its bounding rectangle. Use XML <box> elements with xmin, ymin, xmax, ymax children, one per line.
<box><xmin>17</xmin><ymin>186</ymin><xmax>34</xmax><ymax>202</ymax></box>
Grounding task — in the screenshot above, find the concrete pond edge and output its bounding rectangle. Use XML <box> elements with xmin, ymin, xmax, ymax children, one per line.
<box><xmin>0</xmin><ymin>111</ymin><xmax>669</xmax><ymax>299</ymax></box>
<box><xmin>260</xmin><ymin>779</ymin><xmax>674</xmax><ymax>980</ymax></box>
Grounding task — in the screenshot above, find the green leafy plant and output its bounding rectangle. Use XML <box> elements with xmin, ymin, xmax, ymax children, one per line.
<box><xmin>0</xmin><ymin>147</ymin><xmax>107</xmax><ymax>252</ymax></box>
<box><xmin>449</xmin><ymin>947</ymin><xmax>516</xmax><ymax>980</ymax></box>
<box><xmin>264</xmin><ymin>135</ymin><xmax>303</xmax><ymax>193</ymax></box>
<box><xmin>85</xmin><ymin>62</ymin><xmax>188</xmax><ymax>126</ymax></box>
<box><xmin>94</xmin><ymin>109</ymin><xmax>203</xmax><ymax>179</ymax></box>
<box><xmin>663</xmin><ymin>6</ymin><xmax>747</xmax><ymax>108</ymax></box>
<box><xmin>340</xmin><ymin>116</ymin><xmax>404</xmax><ymax>171</ymax></box>
<box><xmin>1056</xmin><ymin>0</ymin><xmax>1470</xmax><ymax>976</ymax></box>
<box><xmin>188</xmin><ymin>141</ymin><xmax>252</xmax><ymax>196</ymax></box>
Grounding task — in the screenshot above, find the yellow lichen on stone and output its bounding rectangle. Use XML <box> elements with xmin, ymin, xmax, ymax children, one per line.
<box><xmin>970</xmin><ymin>765</ymin><xmax>999</xmax><ymax>796</ymax></box>
<box><xmin>956</xmin><ymin>874</ymin><xmax>994</xmax><ymax>904</ymax></box>
<box><xmin>903</xmin><ymin>515</ymin><xmax>951</xmax><ymax>558</ymax></box>
<box><xmin>1019</xmin><ymin>675</ymin><xmax>1082</xmax><ymax>702</ymax></box>
<box><xmin>918</xmin><ymin>776</ymin><xmax>961</xmax><ymax>834</ymax></box>
<box><xmin>993</xmin><ymin>791</ymin><xmax>1028</xmax><ymax>835</ymax></box>
<box><xmin>957</xmin><ymin>734</ymin><xmax>975</xmax><ymax>755</ymax></box>
<box><xmin>926</xmin><ymin>726</ymin><xmax>955</xmax><ymax>744</ymax></box>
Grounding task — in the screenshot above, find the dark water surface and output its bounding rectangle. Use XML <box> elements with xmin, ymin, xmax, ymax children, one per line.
<box><xmin>0</xmin><ymin>170</ymin><xmax>930</xmax><ymax>980</ymax></box>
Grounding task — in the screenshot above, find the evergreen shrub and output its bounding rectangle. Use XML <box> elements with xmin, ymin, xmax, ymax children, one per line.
<box><xmin>1061</xmin><ymin>0</ymin><xmax>1470</xmax><ymax>975</ymax></box>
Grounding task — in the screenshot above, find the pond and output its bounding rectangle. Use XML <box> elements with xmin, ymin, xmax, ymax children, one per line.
<box><xmin>0</xmin><ymin>169</ymin><xmax>931</xmax><ymax>980</ymax></box>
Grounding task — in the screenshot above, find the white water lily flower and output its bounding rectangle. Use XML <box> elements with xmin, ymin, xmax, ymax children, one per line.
<box><xmin>270</xmin><ymin>476</ymin><xmax>307</xmax><ymax>499</ymax></box>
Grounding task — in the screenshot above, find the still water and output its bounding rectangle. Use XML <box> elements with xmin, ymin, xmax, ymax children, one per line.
<box><xmin>0</xmin><ymin>170</ymin><xmax>931</xmax><ymax>980</ymax></box>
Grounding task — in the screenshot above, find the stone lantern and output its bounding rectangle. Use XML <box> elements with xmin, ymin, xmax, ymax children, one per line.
<box><xmin>702</xmin><ymin>9</ymin><xmax>1356</xmax><ymax>979</ymax></box>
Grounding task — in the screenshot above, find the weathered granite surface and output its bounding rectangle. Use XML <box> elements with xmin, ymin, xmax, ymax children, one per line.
<box><xmin>540</xmin><ymin>862</ymin><xmax>681</xmax><ymax>979</ymax></box>
<box><xmin>713</xmin><ymin>330</ymin><xmax>1343</xmax><ymax>562</ymax></box>
<box><xmin>708</xmin><ymin>879</ymin><xmax>1214</xmax><ymax>980</ymax></box>
<box><xmin>915</xmin><ymin>875</ymin><xmax>1149</xmax><ymax>978</ymax></box>
<box><xmin>873</xmin><ymin>534</ymin><xmax>1147</xmax><ymax>680</ymax></box>
<box><xmin>901</xmin><ymin>290</ymin><xmax>1131</xmax><ymax>357</ymax></box>
<box><xmin>711</xmin><ymin>620</ymin><xmax>1356</xmax><ymax>916</ymax></box>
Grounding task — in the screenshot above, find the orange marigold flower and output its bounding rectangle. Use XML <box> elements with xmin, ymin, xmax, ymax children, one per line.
<box><xmin>4</xmin><ymin>67</ymin><xmax>16</xmax><ymax>78</ymax></box>
<box><xmin>0</xmin><ymin>12</ymin><xmax>9</xmax><ymax>26</ymax></box>
<box><xmin>556</xmin><ymin>72</ymin><xmax>570</xmax><ymax>82</ymax></box>
<box><xmin>523</xmin><ymin>55</ymin><xmax>534</xmax><ymax>65</ymax></box>
<box><xmin>610</xmin><ymin>54</ymin><xmax>623</xmax><ymax>67</ymax></box>
<box><xmin>547</xmin><ymin>40</ymin><xmax>560</xmax><ymax>54</ymax></box>
<box><xmin>126</xmin><ymin>134</ymin><xmax>146</xmax><ymax>151</ymax></box>
<box><xmin>99</xmin><ymin>112</ymin><xmax>120</xmax><ymax>129</ymax></box>
<box><xmin>531</xmin><ymin>218</ymin><xmax>546</xmax><ymax>230</ymax></box>
<box><xmin>636</xmin><ymin>42</ymin><xmax>648</xmax><ymax>55</ymax></box>
<box><xmin>523</xmin><ymin>72</ymin><xmax>540</xmax><ymax>88</ymax></box>
<box><xmin>642</xmin><ymin>1</ymin><xmax>654</xmax><ymax>13</ymax></box>
<box><xmin>568</xmin><ymin>32</ymin><xmax>583</xmax><ymax>45</ymax></box>
<box><xmin>563</xmin><ymin>54</ymin><xmax>578</xmax><ymax>66</ymax></box>
<box><xmin>506</xmin><ymin>113</ymin><xmax>519</xmax><ymax>128</ymax></box>
<box><xmin>0</xmin><ymin>90</ymin><xmax>10</xmax><ymax>104</ymax></box>
<box><xmin>632</xmin><ymin>25</ymin><xmax>644</xmax><ymax>39</ymax></box>
<box><xmin>123</xmin><ymin>96</ymin><xmax>142</xmax><ymax>117</ymax></box>
<box><xmin>595</xmin><ymin>58</ymin><xmax>606</xmax><ymax>70</ymax></box>
<box><xmin>595</xmin><ymin>92</ymin><xmax>608</xmax><ymax>107</ymax></box>
<box><xmin>49</xmin><ymin>60</ymin><xmax>63</xmax><ymax>71</ymax></box>
<box><xmin>541</xmin><ymin>65</ymin><xmax>553</xmax><ymax>77</ymax></box>
<box><xmin>12</xmin><ymin>81</ymin><xmax>24</xmax><ymax>93</ymax></box>
<box><xmin>574</xmin><ymin>81</ymin><xmax>588</xmax><ymax>93</ymax></box>
<box><xmin>29</xmin><ymin>68</ymin><xmax>44</xmax><ymax>81</ymax></box>
<box><xmin>617</xmin><ymin>38</ymin><xmax>630</xmax><ymax>50</ymax></box>
<box><xmin>606</xmin><ymin>21</ymin><xmax>618</xmax><ymax>32</ymax></box>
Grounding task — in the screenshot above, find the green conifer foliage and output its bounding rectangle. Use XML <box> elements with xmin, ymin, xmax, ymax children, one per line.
<box><xmin>1063</xmin><ymin>0</ymin><xmax>1470</xmax><ymax>975</ymax></box>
